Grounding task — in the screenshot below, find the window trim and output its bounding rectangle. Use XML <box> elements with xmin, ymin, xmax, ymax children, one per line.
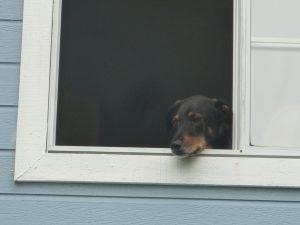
<box><xmin>15</xmin><ymin>0</ymin><xmax>300</xmax><ymax>187</ymax></box>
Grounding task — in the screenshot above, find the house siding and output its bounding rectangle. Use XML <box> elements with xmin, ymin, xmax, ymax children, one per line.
<box><xmin>1</xmin><ymin>0</ymin><xmax>300</xmax><ymax>224</ymax></box>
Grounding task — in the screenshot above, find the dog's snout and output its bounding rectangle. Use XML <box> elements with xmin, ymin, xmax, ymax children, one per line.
<box><xmin>171</xmin><ymin>140</ymin><xmax>182</xmax><ymax>150</ymax></box>
<box><xmin>170</xmin><ymin>140</ymin><xmax>183</xmax><ymax>155</ymax></box>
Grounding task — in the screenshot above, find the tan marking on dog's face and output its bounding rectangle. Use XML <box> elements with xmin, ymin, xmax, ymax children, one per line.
<box><xmin>208</xmin><ymin>127</ymin><xmax>213</xmax><ymax>136</ymax></box>
<box><xmin>181</xmin><ymin>134</ymin><xmax>209</xmax><ymax>154</ymax></box>
<box><xmin>187</xmin><ymin>112</ymin><xmax>202</xmax><ymax>121</ymax></box>
<box><xmin>188</xmin><ymin>112</ymin><xmax>195</xmax><ymax>119</ymax></box>
<box><xmin>173</xmin><ymin>114</ymin><xmax>180</xmax><ymax>122</ymax></box>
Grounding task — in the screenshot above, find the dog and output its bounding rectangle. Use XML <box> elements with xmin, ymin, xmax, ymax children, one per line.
<box><xmin>166</xmin><ymin>95</ymin><xmax>232</xmax><ymax>156</ymax></box>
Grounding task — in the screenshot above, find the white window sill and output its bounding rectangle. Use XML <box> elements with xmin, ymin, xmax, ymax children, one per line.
<box><xmin>15</xmin><ymin>147</ymin><xmax>300</xmax><ymax>187</ymax></box>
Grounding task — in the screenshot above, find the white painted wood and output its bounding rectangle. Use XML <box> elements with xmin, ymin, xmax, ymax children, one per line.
<box><xmin>252</xmin><ymin>37</ymin><xmax>300</xmax><ymax>45</ymax></box>
<box><xmin>238</xmin><ymin>0</ymin><xmax>251</xmax><ymax>151</ymax></box>
<box><xmin>252</xmin><ymin>37</ymin><xmax>300</xmax><ymax>48</ymax></box>
<box><xmin>232</xmin><ymin>0</ymin><xmax>240</xmax><ymax>150</ymax></box>
<box><xmin>47</xmin><ymin>0</ymin><xmax>62</xmax><ymax>146</ymax></box>
<box><xmin>5</xmin><ymin>154</ymin><xmax>300</xmax><ymax>201</ymax></box>
<box><xmin>48</xmin><ymin>146</ymin><xmax>300</xmax><ymax>158</ymax></box>
<box><xmin>251</xmin><ymin>47</ymin><xmax>300</xmax><ymax>148</ymax></box>
<box><xmin>49</xmin><ymin>145</ymin><xmax>170</xmax><ymax>154</ymax></box>
<box><xmin>14</xmin><ymin>0</ymin><xmax>54</xmax><ymax>180</ymax></box>
<box><xmin>252</xmin><ymin>42</ymin><xmax>300</xmax><ymax>49</ymax></box>
<box><xmin>251</xmin><ymin>0</ymin><xmax>300</xmax><ymax>38</ymax></box>
<box><xmin>16</xmin><ymin>152</ymin><xmax>300</xmax><ymax>187</ymax></box>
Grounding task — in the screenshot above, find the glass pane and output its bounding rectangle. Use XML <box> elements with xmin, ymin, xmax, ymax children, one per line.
<box><xmin>251</xmin><ymin>47</ymin><xmax>300</xmax><ymax>147</ymax></box>
<box><xmin>252</xmin><ymin>0</ymin><xmax>300</xmax><ymax>38</ymax></box>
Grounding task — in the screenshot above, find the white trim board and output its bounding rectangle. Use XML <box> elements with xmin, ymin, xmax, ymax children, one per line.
<box><xmin>251</xmin><ymin>37</ymin><xmax>300</xmax><ymax>48</ymax></box>
<box><xmin>15</xmin><ymin>0</ymin><xmax>53</xmax><ymax>179</ymax></box>
<box><xmin>49</xmin><ymin>146</ymin><xmax>300</xmax><ymax>158</ymax></box>
<box><xmin>16</xmin><ymin>153</ymin><xmax>300</xmax><ymax>187</ymax></box>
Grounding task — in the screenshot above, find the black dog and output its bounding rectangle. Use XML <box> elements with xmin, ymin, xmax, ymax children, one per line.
<box><xmin>166</xmin><ymin>95</ymin><xmax>232</xmax><ymax>156</ymax></box>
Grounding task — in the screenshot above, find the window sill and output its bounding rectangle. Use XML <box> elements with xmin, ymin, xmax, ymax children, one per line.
<box><xmin>15</xmin><ymin>149</ymin><xmax>300</xmax><ymax>187</ymax></box>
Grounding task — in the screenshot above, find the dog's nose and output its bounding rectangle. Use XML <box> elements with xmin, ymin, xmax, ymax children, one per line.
<box><xmin>171</xmin><ymin>140</ymin><xmax>182</xmax><ymax>150</ymax></box>
<box><xmin>170</xmin><ymin>140</ymin><xmax>183</xmax><ymax>155</ymax></box>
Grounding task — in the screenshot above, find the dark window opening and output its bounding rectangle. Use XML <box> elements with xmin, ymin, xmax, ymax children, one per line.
<box><xmin>56</xmin><ymin>0</ymin><xmax>233</xmax><ymax>147</ymax></box>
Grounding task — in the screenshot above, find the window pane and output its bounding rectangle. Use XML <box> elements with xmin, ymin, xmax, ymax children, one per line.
<box><xmin>56</xmin><ymin>0</ymin><xmax>233</xmax><ymax>147</ymax></box>
<box><xmin>252</xmin><ymin>0</ymin><xmax>300</xmax><ymax>38</ymax></box>
<box><xmin>251</xmin><ymin>47</ymin><xmax>300</xmax><ymax>147</ymax></box>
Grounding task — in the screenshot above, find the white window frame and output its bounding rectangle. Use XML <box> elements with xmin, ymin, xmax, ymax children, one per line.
<box><xmin>15</xmin><ymin>0</ymin><xmax>300</xmax><ymax>187</ymax></box>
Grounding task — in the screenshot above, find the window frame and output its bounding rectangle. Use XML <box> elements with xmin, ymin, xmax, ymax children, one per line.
<box><xmin>15</xmin><ymin>0</ymin><xmax>300</xmax><ymax>187</ymax></box>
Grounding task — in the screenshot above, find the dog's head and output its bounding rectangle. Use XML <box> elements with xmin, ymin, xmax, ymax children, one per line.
<box><xmin>166</xmin><ymin>95</ymin><xmax>232</xmax><ymax>156</ymax></box>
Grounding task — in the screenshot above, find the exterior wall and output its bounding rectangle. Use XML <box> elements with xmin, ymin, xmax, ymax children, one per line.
<box><xmin>1</xmin><ymin>0</ymin><xmax>300</xmax><ymax>224</ymax></box>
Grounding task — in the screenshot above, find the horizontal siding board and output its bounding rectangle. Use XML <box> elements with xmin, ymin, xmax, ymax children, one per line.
<box><xmin>0</xmin><ymin>64</ymin><xmax>20</xmax><ymax>105</ymax></box>
<box><xmin>0</xmin><ymin>0</ymin><xmax>23</xmax><ymax>20</ymax></box>
<box><xmin>0</xmin><ymin>195</ymin><xmax>300</xmax><ymax>225</ymax></box>
<box><xmin>0</xmin><ymin>21</ymin><xmax>22</xmax><ymax>63</ymax></box>
<box><xmin>0</xmin><ymin>107</ymin><xmax>17</xmax><ymax>149</ymax></box>
<box><xmin>2</xmin><ymin>154</ymin><xmax>300</xmax><ymax>202</ymax></box>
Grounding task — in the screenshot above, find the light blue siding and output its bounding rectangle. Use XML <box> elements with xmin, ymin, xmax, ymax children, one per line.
<box><xmin>0</xmin><ymin>64</ymin><xmax>19</xmax><ymax>105</ymax></box>
<box><xmin>0</xmin><ymin>0</ymin><xmax>23</xmax><ymax>20</ymax></box>
<box><xmin>1</xmin><ymin>194</ymin><xmax>300</xmax><ymax>225</ymax></box>
<box><xmin>0</xmin><ymin>107</ymin><xmax>17</xmax><ymax>149</ymax></box>
<box><xmin>1</xmin><ymin>1</ymin><xmax>300</xmax><ymax>224</ymax></box>
<box><xmin>0</xmin><ymin>21</ymin><xmax>22</xmax><ymax>62</ymax></box>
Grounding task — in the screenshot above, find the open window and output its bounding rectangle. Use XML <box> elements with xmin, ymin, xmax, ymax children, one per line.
<box><xmin>15</xmin><ymin>0</ymin><xmax>300</xmax><ymax>187</ymax></box>
<box><xmin>53</xmin><ymin>0</ymin><xmax>233</xmax><ymax>149</ymax></box>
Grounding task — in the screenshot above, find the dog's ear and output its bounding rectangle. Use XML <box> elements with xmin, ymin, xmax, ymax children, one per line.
<box><xmin>212</xmin><ymin>98</ymin><xmax>232</xmax><ymax>148</ymax></box>
<box><xmin>213</xmin><ymin>99</ymin><xmax>232</xmax><ymax>123</ymax></box>
<box><xmin>166</xmin><ymin>99</ymin><xmax>183</xmax><ymax>131</ymax></box>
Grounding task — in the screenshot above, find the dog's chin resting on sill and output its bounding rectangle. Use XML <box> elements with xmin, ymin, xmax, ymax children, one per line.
<box><xmin>166</xmin><ymin>95</ymin><xmax>232</xmax><ymax>156</ymax></box>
